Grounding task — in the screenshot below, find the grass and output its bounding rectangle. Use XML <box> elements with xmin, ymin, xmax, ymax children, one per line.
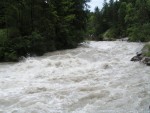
<box><xmin>142</xmin><ymin>42</ymin><xmax>150</xmax><ymax>57</ymax></box>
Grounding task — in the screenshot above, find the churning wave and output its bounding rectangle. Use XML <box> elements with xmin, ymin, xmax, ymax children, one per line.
<box><xmin>0</xmin><ymin>41</ymin><xmax>150</xmax><ymax>113</ymax></box>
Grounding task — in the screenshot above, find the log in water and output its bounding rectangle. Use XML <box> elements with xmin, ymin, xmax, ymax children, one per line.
<box><xmin>0</xmin><ymin>41</ymin><xmax>150</xmax><ymax>113</ymax></box>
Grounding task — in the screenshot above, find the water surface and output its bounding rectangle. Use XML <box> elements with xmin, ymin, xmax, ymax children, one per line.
<box><xmin>0</xmin><ymin>41</ymin><xmax>150</xmax><ymax>113</ymax></box>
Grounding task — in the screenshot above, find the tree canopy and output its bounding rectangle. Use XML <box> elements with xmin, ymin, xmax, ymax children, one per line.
<box><xmin>86</xmin><ymin>0</ymin><xmax>150</xmax><ymax>41</ymax></box>
<box><xmin>0</xmin><ymin>0</ymin><xmax>89</xmax><ymax>61</ymax></box>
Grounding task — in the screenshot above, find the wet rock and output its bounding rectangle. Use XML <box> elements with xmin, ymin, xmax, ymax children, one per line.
<box><xmin>141</xmin><ymin>57</ymin><xmax>150</xmax><ymax>66</ymax></box>
<box><xmin>147</xmin><ymin>61</ymin><xmax>150</xmax><ymax>66</ymax></box>
<box><xmin>136</xmin><ymin>52</ymin><xmax>142</xmax><ymax>57</ymax></box>
<box><xmin>131</xmin><ymin>42</ymin><xmax>150</xmax><ymax>66</ymax></box>
<box><xmin>142</xmin><ymin>57</ymin><xmax>150</xmax><ymax>62</ymax></box>
<box><xmin>131</xmin><ymin>52</ymin><xmax>144</xmax><ymax>62</ymax></box>
<box><xmin>131</xmin><ymin>56</ymin><xmax>139</xmax><ymax>61</ymax></box>
<box><xmin>131</xmin><ymin>55</ymin><xmax>143</xmax><ymax>62</ymax></box>
<box><xmin>116</xmin><ymin>37</ymin><xmax>129</xmax><ymax>41</ymax></box>
<box><xmin>131</xmin><ymin>55</ymin><xmax>150</xmax><ymax>66</ymax></box>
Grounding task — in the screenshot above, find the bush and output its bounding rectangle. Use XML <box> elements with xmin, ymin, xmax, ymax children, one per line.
<box><xmin>29</xmin><ymin>32</ymin><xmax>46</xmax><ymax>55</ymax></box>
<box><xmin>0</xmin><ymin>48</ymin><xmax>18</xmax><ymax>62</ymax></box>
<box><xmin>0</xmin><ymin>30</ymin><xmax>46</xmax><ymax>61</ymax></box>
<box><xmin>103</xmin><ymin>28</ymin><xmax>118</xmax><ymax>41</ymax></box>
<box><xmin>142</xmin><ymin>42</ymin><xmax>150</xmax><ymax>57</ymax></box>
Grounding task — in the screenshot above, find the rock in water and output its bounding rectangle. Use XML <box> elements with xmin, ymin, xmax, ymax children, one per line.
<box><xmin>136</xmin><ymin>52</ymin><xmax>142</xmax><ymax>57</ymax></box>
<box><xmin>141</xmin><ymin>57</ymin><xmax>150</xmax><ymax>66</ymax></box>
<box><xmin>131</xmin><ymin>56</ymin><xmax>142</xmax><ymax>61</ymax></box>
<box><xmin>131</xmin><ymin>51</ymin><xmax>144</xmax><ymax>61</ymax></box>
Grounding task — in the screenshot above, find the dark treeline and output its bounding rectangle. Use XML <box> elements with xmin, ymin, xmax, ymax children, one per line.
<box><xmin>86</xmin><ymin>0</ymin><xmax>150</xmax><ymax>41</ymax></box>
<box><xmin>0</xmin><ymin>0</ymin><xmax>89</xmax><ymax>61</ymax></box>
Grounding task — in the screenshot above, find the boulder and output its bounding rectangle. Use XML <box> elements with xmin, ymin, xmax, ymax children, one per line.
<box><xmin>136</xmin><ymin>52</ymin><xmax>142</xmax><ymax>57</ymax></box>
<box><xmin>131</xmin><ymin>53</ymin><xmax>143</xmax><ymax>61</ymax></box>
<box><xmin>131</xmin><ymin>56</ymin><xmax>141</xmax><ymax>61</ymax></box>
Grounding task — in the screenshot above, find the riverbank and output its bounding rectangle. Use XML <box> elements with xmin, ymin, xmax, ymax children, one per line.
<box><xmin>131</xmin><ymin>42</ymin><xmax>150</xmax><ymax>66</ymax></box>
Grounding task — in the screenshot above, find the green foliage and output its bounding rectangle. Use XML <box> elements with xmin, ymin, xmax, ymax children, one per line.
<box><xmin>87</xmin><ymin>0</ymin><xmax>150</xmax><ymax>41</ymax></box>
<box><xmin>0</xmin><ymin>29</ymin><xmax>7</xmax><ymax>46</ymax></box>
<box><xmin>0</xmin><ymin>0</ymin><xmax>89</xmax><ymax>61</ymax></box>
<box><xmin>0</xmin><ymin>29</ymin><xmax>17</xmax><ymax>61</ymax></box>
<box><xmin>145</xmin><ymin>52</ymin><xmax>150</xmax><ymax>57</ymax></box>
<box><xmin>142</xmin><ymin>42</ymin><xmax>150</xmax><ymax>57</ymax></box>
<box><xmin>0</xmin><ymin>29</ymin><xmax>7</xmax><ymax>61</ymax></box>
<box><xmin>29</xmin><ymin>32</ymin><xmax>46</xmax><ymax>55</ymax></box>
<box><xmin>128</xmin><ymin>24</ymin><xmax>150</xmax><ymax>42</ymax></box>
<box><xmin>103</xmin><ymin>28</ymin><xmax>118</xmax><ymax>41</ymax></box>
<box><xmin>85</xmin><ymin>13</ymin><xmax>95</xmax><ymax>36</ymax></box>
<box><xmin>4</xmin><ymin>51</ymin><xmax>18</xmax><ymax>61</ymax></box>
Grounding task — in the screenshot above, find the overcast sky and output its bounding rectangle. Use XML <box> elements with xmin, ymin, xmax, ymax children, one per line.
<box><xmin>87</xmin><ymin>0</ymin><xmax>106</xmax><ymax>12</ymax></box>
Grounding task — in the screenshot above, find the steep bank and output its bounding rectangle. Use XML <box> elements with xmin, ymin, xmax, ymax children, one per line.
<box><xmin>131</xmin><ymin>42</ymin><xmax>150</xmax><ymax>66</ymax></box>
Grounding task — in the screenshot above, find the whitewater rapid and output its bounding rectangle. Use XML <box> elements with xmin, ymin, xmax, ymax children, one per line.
<box><xmin>0</xmin><ymin>41</ymin><xmax>150</xmax><ymax>113</ymax></box>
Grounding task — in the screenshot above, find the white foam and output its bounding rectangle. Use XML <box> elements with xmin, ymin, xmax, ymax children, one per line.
<box><xmin>0</xmin><ymin>41</ymin><xmax>150</xmax><ymax>113</ymax></box>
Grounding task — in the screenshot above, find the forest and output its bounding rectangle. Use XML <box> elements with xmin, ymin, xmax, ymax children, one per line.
<box><xmin>0</xmin><ymin>0</ymin><xmax>89</xmax><ymax>61</ymax></box>
<box><xmin>86</xmin><ymin>0</ymin><xmax>150</xmax><ymax>42</ymax></box>
<box><xmin>0</xmin><ymin>0</ymin><xmax>150</xmax><ymax>61</ymax></box>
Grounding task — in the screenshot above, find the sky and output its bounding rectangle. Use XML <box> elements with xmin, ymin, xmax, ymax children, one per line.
<box><xmin>87</xmin><ymin>0</ymin><xmax>106</xmax><ymax>12</ymax></box>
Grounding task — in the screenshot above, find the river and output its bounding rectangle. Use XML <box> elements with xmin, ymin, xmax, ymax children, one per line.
<box><xmin>0</xmin><ymin>41</ymin><xmax>150</xmax><ymax>113</ymax></box>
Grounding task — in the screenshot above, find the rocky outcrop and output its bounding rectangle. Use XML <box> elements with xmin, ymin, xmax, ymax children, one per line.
<box><xmin>131</xmin><ymin>53</ymin><xmax>143</xmax><ymax>61</ymax></box>
<box><xmin>131</xmin><ymin>53</ymin><xmax>150</xmax><ymax>66</ymax></box>
<box><xmin>131</xmin><ymin>42</ymin><xmax>150</xmax><ymax>66</ymax></box>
